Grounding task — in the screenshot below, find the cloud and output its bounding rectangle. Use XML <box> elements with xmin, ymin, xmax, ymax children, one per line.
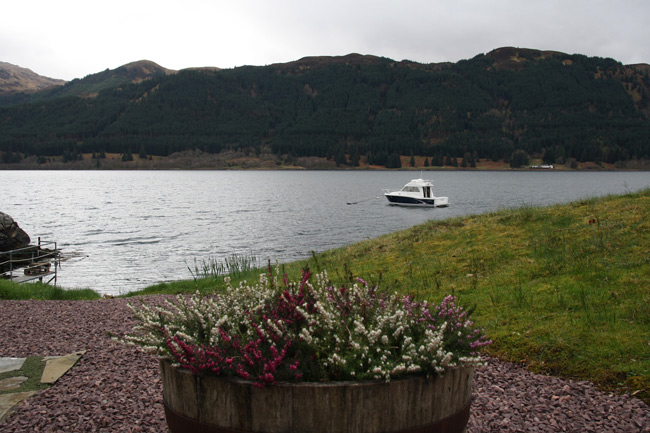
<box><xmin>1</xmin><ymin>0</ymin><xmax>648</xmax><ymax>80</ymax></box>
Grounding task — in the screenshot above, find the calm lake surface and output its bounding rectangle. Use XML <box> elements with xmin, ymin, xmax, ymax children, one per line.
<box><xmin>2</xmin><ymin>170</ymin><xmax>649</xmax><ymax>295</ymax></box>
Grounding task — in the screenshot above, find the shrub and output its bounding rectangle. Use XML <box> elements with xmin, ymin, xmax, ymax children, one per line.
<box><xmin>122</xmin><ymin>266</ymin><xmax>490</xmax><ymax>386</ymax></box>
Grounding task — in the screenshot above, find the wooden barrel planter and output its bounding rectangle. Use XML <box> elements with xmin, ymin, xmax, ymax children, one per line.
<box><xmin>160</xmin><ymin>360</ymin><xmax>474</xmax><ymax>433</ymax></box>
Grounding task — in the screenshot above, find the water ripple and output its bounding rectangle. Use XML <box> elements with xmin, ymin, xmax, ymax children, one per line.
<box><xmin>2</xmin><ymin>170</ymin><xmax>648</xmax><ymax>295</ymax></box>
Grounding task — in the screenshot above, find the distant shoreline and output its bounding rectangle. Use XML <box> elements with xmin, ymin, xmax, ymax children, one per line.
<box><xmin>1</xmin><ymin>151</ymin><xmax>648</xmax><ymax>171</ymax></box>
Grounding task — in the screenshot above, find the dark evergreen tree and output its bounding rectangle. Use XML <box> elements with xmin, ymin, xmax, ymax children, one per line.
<box><xmin>510</xmin><ymin>149</ymin><xmax>529</xmax><ymax>168</ymax></box>
<box><xmin>335</xmin><ymin>148</ymin><xmax>347</xmax><ymax>166</ymax></box>
<box><xmin>543</xmin><ymin>147</ymin><xmax>556</xmax><ymax>164</ymax></box>
<box><xmin>387</xmin><ymin>152</ymin><xmax>402</xmax><ymax>168</ymax></box>
<box><xmin>350</xmin><ymin>150</ymin><xmax>360</xmax><ymax>167</ymax></box>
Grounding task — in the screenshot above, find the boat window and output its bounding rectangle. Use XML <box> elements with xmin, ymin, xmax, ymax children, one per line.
<box><xmin>402</xmin><ymin>186</ymin><xmax>420</xmax><ymax>192</ymax></box>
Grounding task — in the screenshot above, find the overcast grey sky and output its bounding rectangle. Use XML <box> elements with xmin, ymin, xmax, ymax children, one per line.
<box><xmin>2</xmin><ymin>0</ymin><xmax>648</xmax><ymax>81</ymax></box>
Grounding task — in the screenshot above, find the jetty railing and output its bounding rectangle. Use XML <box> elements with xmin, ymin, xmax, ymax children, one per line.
<box><xmin>0</xmin><ymin>238</ymin><xmax>60</xmax><ymax>284</ymax></box>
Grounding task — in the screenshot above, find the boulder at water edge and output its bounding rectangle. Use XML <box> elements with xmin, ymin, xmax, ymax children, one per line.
<box><xmin>0</xmin><ymin>212</ymin><xmax>31</xmax><ymax>251</ymax></box>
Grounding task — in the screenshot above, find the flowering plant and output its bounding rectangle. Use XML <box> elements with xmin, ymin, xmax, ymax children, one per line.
<box><xmin>124</xmin><ymin>266</ymin><xmax>490</xmax><ymax>387</ymax></box>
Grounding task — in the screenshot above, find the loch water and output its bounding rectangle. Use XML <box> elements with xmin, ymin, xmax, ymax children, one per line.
<box><xmin>2</xmin><ymin>170</ymin><xmax>648</xmax><ymax>296</ymax></box>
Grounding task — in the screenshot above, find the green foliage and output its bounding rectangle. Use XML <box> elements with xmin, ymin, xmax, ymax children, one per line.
<box><xmin>1</xmin><ymin>52</ymin><xmax>649</xmax><ymax>166</ymax></box>
<box><xmin>0</xmin><ymin>280</ymin><xmax>101</xmax><ymax>300</ymax></box>
<box><xmin>118</xmin><ymin>279</ymin><xmax>229</xmax><ymax>297</ymax></box>
<box><xmin>186</xmin><ymin>254</ymin><xmax>259</xmax><ymax>281</ymax></box>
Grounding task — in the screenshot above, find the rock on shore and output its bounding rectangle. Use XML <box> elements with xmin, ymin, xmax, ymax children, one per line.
<box><xmin>0</xmin><ymin>212</ymin><xmax>30</xmax><ymax>251</ymax></box>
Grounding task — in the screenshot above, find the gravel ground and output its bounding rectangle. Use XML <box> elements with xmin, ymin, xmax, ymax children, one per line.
<box><xmin>0</xmin><ymin>297</ymin><xmax>648</xmax><ymax>432</ymax></box>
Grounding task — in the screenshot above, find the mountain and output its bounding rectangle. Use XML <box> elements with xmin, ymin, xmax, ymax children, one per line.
<box><xmin>46</xmin><ymin>60</ymin><xmax>175</xmax><ymax>98</ymax></box>
<box><xmin>0</xmin><ymin>61</ymin><xmax>65</xmax><ymax>93</ymax></box>
<box><xmin>0</xmin><ymin>62</ymin><xmax>65</xmax><ymax>104</ymax></box>
<box><xmin>1</xmin><ymin>48</ymin><xmax>649</xmax><ymax>169</ymax></box>
<box><xmin>0</xmin><ymin>60</ymin><xmax>175</xmax><ymax>105</ymax></box>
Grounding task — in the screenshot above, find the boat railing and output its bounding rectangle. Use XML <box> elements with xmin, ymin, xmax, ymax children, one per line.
<box><xmin>0</xmin><ymin>238</ymin><xmax>60</xmax><ymax>284</ymax></box>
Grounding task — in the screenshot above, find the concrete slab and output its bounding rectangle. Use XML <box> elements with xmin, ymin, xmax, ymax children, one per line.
<box><xmin>40</xmin><ymin>350</ymin><xmax>86</xmax><ymax>385</ymax></box>
<box><xmin>0</xmin><ymin>358</ymin><xmax>26</xmax><ymax>374</ymax></box>
<box><xmin>0</xmin><ymin>376</ymin><xmax>28</xmax><ymax>392</ymax></box>
<box><xmin>0</xmin><ymin>391</ymin><xmax>36</xmax><ymax>421</ymax></box>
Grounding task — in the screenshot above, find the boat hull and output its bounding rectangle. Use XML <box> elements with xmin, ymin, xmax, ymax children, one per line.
<box><xmin>385</xmin><ymin>194</ymin><xmax>448</xmax><ymax>207</ymax></box>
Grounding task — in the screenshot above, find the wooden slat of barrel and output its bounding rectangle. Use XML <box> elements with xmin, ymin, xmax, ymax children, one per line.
<box><xmin>160</xmin><ymin>360</ymin><xmax>474</xmax><ymax>433</ymax></box>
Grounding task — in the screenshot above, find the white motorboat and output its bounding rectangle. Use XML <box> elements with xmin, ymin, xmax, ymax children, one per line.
<box><xmin>383</xmin><ymin>178</ymin><xmax>449</xmax><ymax>207</ymax></box>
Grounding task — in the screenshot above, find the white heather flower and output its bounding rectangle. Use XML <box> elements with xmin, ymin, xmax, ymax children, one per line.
<box><xmin>368</xmin><ymin>329</ymin><xmax>382</xmax><ymax>343</ymax></box>
<box><xmin>407</xmin><ymin>364</ymin><xmax>421</xmax><ymax>373</ymax></box>
<box><xmin>266</xmin><ymin>319</ymin><xmax>283</xmax><ymax>336</ymax></box>
<box><xmin>175</xmin><ymin>331</ymin><xmax>195</xmax><ymax>343</ymax></box>
<box><xmin>353</xmin><ymin>319</ymin><xmax>366</xmax><ymax>335</ymax></box>
<box><xmin>300</xmin><ymin>328</ymin><xmax>313</xmax><ymax>344</ymax></box>
<box><xmin>440</xmin><ymin>352</ymin><xmax>454</xmax><ymax>367</ymax></box>
<box><xmin>458</xmin><ymin>356</ymin><xmax>484</xmax><ymax>366</ymax></box>
<box><xmin>295</xmin><ymin>306</ymin><xmax>311</xmax><ymax>321</ymax></box>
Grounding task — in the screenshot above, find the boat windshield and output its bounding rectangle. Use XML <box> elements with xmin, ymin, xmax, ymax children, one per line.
<box><xmin>402</xmin><ymin>186</ymin><xmax>420</xmax><ymax>192</ymax></box>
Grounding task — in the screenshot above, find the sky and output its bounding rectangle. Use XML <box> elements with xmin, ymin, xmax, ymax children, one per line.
<box><xmin>2</xmin><ymin>0</ymin><xmax>649</xmax><ymax>81</ymax></box>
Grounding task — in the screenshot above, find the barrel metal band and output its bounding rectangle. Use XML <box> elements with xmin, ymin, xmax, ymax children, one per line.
<box><xmin>163</xmin><ymin>398</ymin><xmax>472</xmax><ymax>433</ymax></box>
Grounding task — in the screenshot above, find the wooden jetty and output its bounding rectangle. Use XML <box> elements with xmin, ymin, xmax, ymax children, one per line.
<box><xmin>0</xmin><ymin>238</ymin><xmax>59</xmax><ymax>285</ymax></box>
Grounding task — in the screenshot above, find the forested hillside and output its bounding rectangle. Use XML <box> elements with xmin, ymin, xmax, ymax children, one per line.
<box><xmin>1</xmin><ymin>48</ymin><xmax>649</xmax><ymax>168</ymax></box>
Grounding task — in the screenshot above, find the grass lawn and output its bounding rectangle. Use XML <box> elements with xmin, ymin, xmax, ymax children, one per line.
<box><xmin>277</xmin><ymin>189</ymin><xmax>650</xmax><ymax>403</ymax></box>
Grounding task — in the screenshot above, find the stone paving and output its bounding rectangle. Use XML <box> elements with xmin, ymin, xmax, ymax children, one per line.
<box><xmin>0</xmin><ymin>358</ymin><xmax>26</xmax><ymax>374</ymax></box>
<box><xmin>0</xmin><ymin>351</ymin><xmax>84</xmax><ymax>422</ymax></box>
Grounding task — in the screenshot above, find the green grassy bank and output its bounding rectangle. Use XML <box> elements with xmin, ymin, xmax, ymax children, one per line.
<box><xmin>302</xmin><ymin>188</ymin><xmax>650</xmax><ymax>403</ymax></box>
<box><xmin>2</xmin><ymin>189</ymin><xmax>649</xmax><ymax>402</ymax></box>
<box><xmin>0</xmin><ymin>281</ymin><xmax>101</xmax><ymax>300</ymax></box>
